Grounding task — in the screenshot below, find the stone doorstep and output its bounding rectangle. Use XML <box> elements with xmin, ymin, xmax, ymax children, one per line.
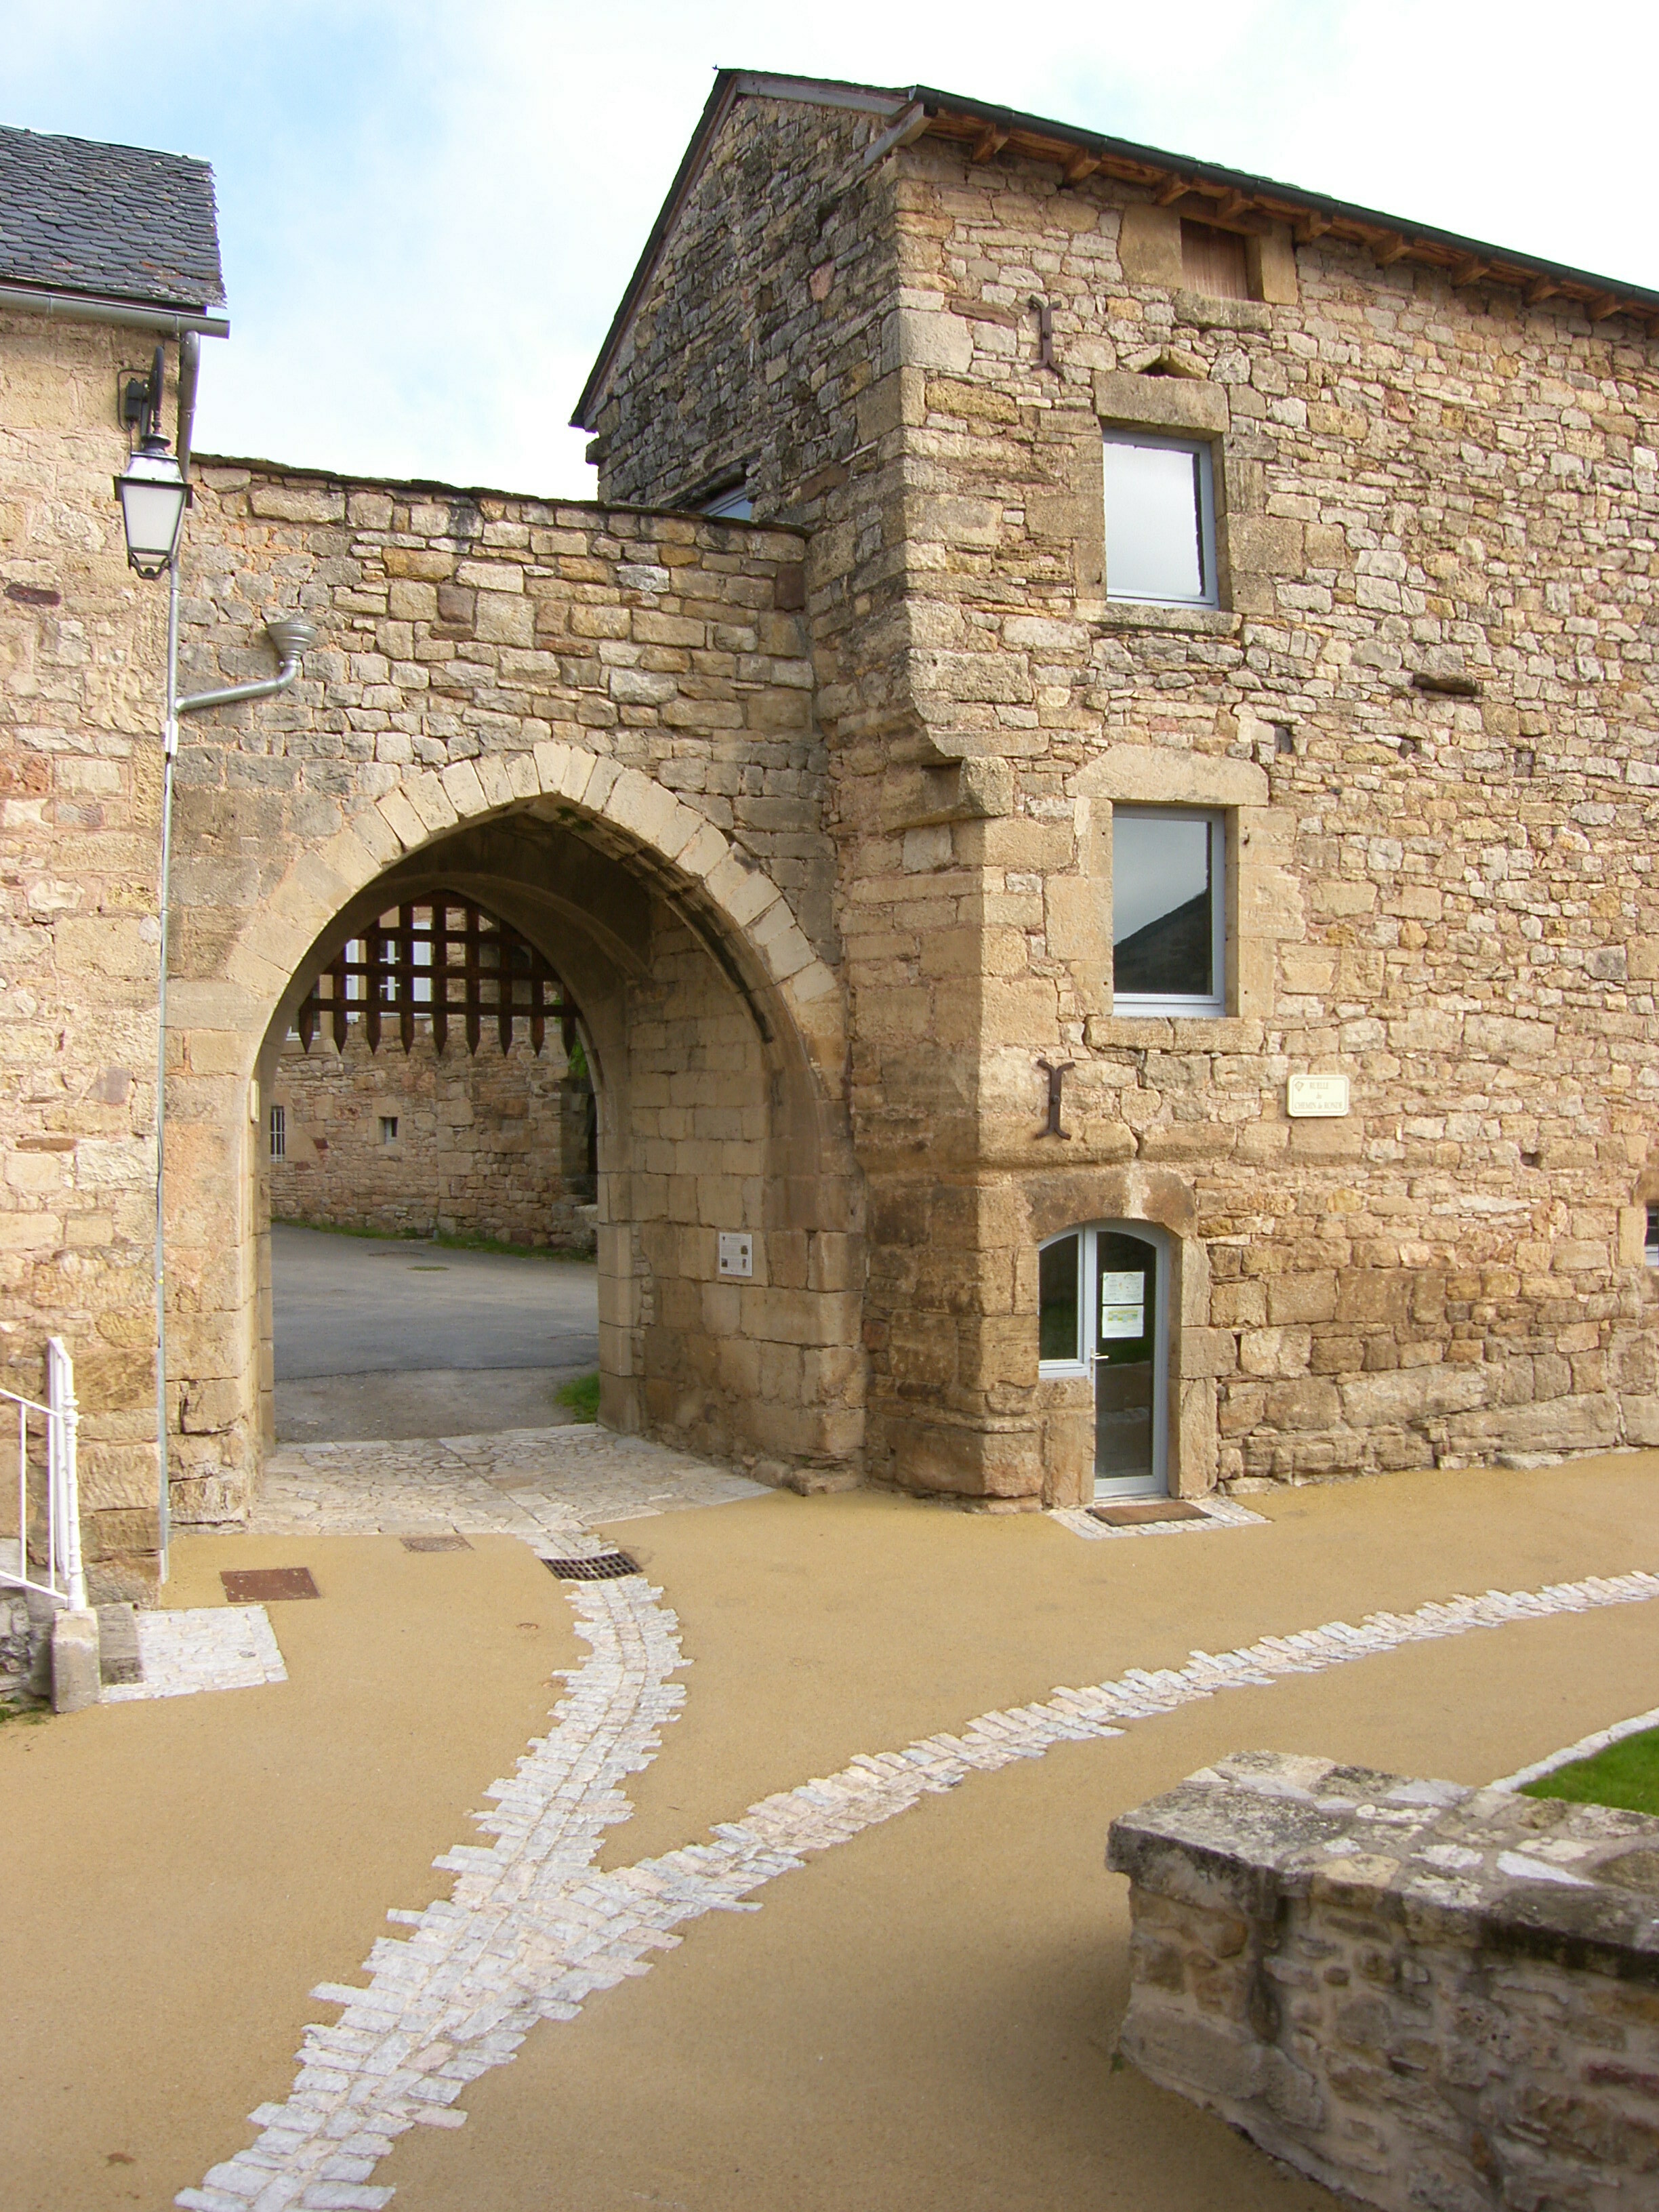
<box><xmin>41</xmin><ymin>1600</ymin><xmax>144</xmax><ymax>1712</ymax></box>
<box><xmin>96</xmin><ymin>1601</ymin><xmax>140</xmax><ymax>1684</ymax></box>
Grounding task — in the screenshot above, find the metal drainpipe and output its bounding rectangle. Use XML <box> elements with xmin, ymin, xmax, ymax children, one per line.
<box><xmin>152</xmin><ymin>332</ymin><xmax>200</xmax><ymax>1583</ymax></box>
<box><xmin>152</xmin><ymin>609</ymin><xmax>316</xmax><ymax>1580</ymax></box>
<box><xmin>148</xmin><ymin>310</ymin><xmax>315</xmax><ymax>1580</ymax></box>
<box><xmin>155</xmin><ymin>558</ymin><xmax>180</xmax><ymax>1576</ymax></box>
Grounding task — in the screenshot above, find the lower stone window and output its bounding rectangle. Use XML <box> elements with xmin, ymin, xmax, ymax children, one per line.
<box><xmin>1647</xmin><ymin>1204</ymin><xmax>1659</xmax><ymax>1265</ymax></box>
<box><xmin>268</xmin><ymin>1103</ymin><xmax>285</xmax><ymax>1160</ymax></box>
<box><xmin>380</xmin><ymin>1115</ymin><xmax>398</xmax><ymax>1145</ymax></box>
<box><xmin>1112</xmin><ymin>806</ymin><xmax>1227</xmax><ymax>1017</ymax></box>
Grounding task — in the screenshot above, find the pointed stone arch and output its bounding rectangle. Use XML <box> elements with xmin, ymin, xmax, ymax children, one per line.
<box><xmin>179</xmin><ymin>743</ymin><xmax>844</xmax><ymax>1097</ymax></box>
<box><xmin>162</xmin><ymin>745</ymin><xmax>863</xmax><ymax>1527</ymax></box>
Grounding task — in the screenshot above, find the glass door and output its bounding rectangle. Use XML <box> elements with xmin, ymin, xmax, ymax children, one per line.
<box><xmin>1038</xmin><ymin>1222</ymin><xmax>1168</xmax><ymax>1499</ymax></box>
<box><xmin>1092</xmin><ymin>1230</ymin><xmax>1160</xmax><ymax>1496</ymax></box>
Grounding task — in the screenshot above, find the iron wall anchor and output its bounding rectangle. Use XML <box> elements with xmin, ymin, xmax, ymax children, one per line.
<box><xmin>1038</xmin><ymin>1057</ymin><xmax>1074</xmax><ymax>1138</ymax></box>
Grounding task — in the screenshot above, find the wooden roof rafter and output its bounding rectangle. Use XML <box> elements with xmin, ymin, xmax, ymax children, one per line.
<box><xmin>908</xmin><ymin>87</ymin><xmax>1659</xmax><ymax>331</ymax></box>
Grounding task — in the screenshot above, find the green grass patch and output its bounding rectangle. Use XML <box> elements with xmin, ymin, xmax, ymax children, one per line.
<box><xmin>273</xmin><ymin>1218</ymin><xmax>595</xmax><ymax>1263</ymax></box>
<box><xmin>555</xmin><ymin>1371</ymin><xmax>600</xmax><ymax>1422</ymax></box>
<box><xmin>1521</xmin><ymin>1725</ymin><xmax>1659</xmax><ymax>1816</ymax></box>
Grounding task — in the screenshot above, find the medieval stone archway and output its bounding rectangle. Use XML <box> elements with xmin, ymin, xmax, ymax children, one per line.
<box><xmin>165</xmin><ymin>767</ymin><xmax>862</xmax><ymax>1525</ymax></box>
<box><xmin>152</xmin><ymin>471</ymin><xmax>862</xmax><ymax>1538</ymax></box>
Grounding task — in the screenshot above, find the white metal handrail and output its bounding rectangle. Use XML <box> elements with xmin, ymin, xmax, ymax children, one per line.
<box><xmin>0</xmin><ymin>1337</ymin><xmax>85</xmax><ymax>1610</ymax></box>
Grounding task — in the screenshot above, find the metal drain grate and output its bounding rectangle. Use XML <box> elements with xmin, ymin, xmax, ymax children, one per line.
<box><xmin>1088</xmin><ymin>1499</ymin><xmax>1210</xmax><ymax>1529</ymax></box>
<box><xmin>541</xmin><ymin>1551</ymin><xmax>641</xmax><ymax>1581</ymax></box>
<box><xmin>221</xmin><ymin>1566</ymin><xmax>320</xmax><ymax>1602</ymax></box>
<box><xmin>401</xmin><ymin>1533</ymin><xmax>472</xmax><ymax>1553</ymax></box>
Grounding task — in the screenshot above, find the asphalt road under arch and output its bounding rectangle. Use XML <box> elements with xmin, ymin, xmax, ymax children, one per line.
<box><xmin>271</xmin><ymin>1223</ymin><xmax>600</xmax><ymax>1442</ymax></box>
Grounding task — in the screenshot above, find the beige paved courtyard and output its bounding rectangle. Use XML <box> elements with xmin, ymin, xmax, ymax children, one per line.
<box><xmin>3</xmin><ymin>1434</ymin><xmax>1656</xmax><ymax>2211</ymax></box>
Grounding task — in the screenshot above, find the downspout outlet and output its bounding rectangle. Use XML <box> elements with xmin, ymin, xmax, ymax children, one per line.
<box><xmin>265</xmin><ymin>616</ymin><xmax>318</xmax><ymax>670</ymax></box>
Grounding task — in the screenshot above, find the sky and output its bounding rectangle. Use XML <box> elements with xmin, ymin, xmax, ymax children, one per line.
<box><xmin>9</xmin><ymin>1</ymin><xmax>1659</xmax><ymax>499</ymax></box>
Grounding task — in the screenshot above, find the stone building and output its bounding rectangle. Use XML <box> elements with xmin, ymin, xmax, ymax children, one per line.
<box><xmin>5</xmin><ymin>78</ymin><xmax>1659</xmax><ymax>1595</ymax></box>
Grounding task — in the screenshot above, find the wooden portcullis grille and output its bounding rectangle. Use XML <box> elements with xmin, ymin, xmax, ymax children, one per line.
<box><xmin>295</xmin><ymin>894</ymin><xmax>578</xmax><ymax>1058</ymax></box>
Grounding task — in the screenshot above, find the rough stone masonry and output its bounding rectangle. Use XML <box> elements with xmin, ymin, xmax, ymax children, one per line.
<box><xmin>6</xmin><ymin>77</ymin><xmax>1659</xmax><ymax>1594</ymax></box>
<box><xmin>584</xmin><ymin>75</ymin><xmax>1659</xmax><ymax>1509</ymax></box>
<box><xmin>1109</xmin><ymin>1750</ymin><xmax>1659</xmax><ymax>2212</ymax></box>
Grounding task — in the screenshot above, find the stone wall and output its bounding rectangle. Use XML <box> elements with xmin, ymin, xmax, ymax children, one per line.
<box><xmin>269</xmin><ymin>1027</ymin><xmax>594</xmax><ymax>1250</ymax></box>
<box><xmin>3</xmin><ymin>405</ymin><xmax>860</xmax><ymax>1590</ymax></box>
<box><xmin>1</xmin><ymin>309</ymin><xmax>173</xmax><ymax>1593</ymax></box>
<box><xmin>1109</xmin><ymin>1750</ymin><xmax>1659</xmax><ymax>2211</ymax></box>
<box><xmin>589</xmin><ymin>87</ymin><xmax>1659</xmax><ymax>1507</ymax></box>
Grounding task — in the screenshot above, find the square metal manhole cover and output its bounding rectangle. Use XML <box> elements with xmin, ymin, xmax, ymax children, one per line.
<box><xmin>1088</xmin><ymin>1500</ymin><xmax>1210</xmax><ymax>1529</ymax></box>
<box><xmin>401</xmin><ymin>1534</ymin><xmax>472</xmax><ymax>1553</ymax></box>
<box><xmin>541</xmin><ymin>1551</ymin><xmax>641</xmax><ymax>1581</ymax></box>
<box><xmin>221</xmin><ymin>1566</ymin><xmax>320</xmax><ymax>1603</ymax></box>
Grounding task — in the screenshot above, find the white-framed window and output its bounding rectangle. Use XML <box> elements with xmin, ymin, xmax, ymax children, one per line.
<box><xmin>268</xmin><ymin>1103</ymin><xmax>285</xmax><ymax>1160</ymax></box>
<box><xmin>1112</xmin><ymin>806</ymin><xmax>1226</xmax><ymax>1017</ymax></box>
<box><xmin>1039</xmin><ymin>1229</ymin><xmax>1086</xmax><ymax>1374</ymax></box>
<box><xmin>1103</xmin><ymin>428</ymin><xmax>1218</xmax><ymax>607</ymax></box>
<box><xmin>1647</xmin><ymin>1204</ymin><xmax>1659</xmax><ymax>1267</ymax></box>
<box><xmin>703</xmin><ymin>486</ymin><xmax>753</xmax><ymax>520</ymax></box>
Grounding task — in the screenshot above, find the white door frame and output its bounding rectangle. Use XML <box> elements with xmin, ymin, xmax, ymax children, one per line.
<box><xmin>1038</xmin><ymin>1218</ymin><xmax>1170</xmax><ymax>1498</ymax></box>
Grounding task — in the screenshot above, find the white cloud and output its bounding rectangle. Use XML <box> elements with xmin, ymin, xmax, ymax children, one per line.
<box><xmin>8</xmin><ymin>0</ymin><xmax>1658</xmax><ymax>495</ymax></box>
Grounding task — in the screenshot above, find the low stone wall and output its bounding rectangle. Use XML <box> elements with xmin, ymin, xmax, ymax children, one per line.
<box><xmin>1108</xmin><ymin>1751</ymin><xmax>1659</xmax><ymax>2211</ymax></box>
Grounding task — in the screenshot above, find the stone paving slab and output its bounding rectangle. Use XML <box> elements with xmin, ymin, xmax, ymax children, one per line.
<box><xmin>255</xmin><ymin>1427</ymin><xmax>773</xmax><ymax>1549</ymax></box>
<box><xmin>102</xmin><ymin>1605</ymin><xmax>288</xmax><ymax>1702</ymax></box>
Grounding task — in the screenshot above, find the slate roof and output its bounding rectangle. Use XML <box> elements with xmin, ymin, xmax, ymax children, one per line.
<box><xmin>0</xmin><ymin>124</ymin><xmax>224</xmax><ymax>315</ymax></box>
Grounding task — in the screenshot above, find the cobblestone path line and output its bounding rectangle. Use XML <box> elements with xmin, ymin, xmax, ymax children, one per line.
<box><xmin>178</xmin><ymin>1541</ymin><xmax>1659</xmax><ymax>2211</ymax></box>
<box><xmin>176</xmin><ymin>1440</ymin><xmax>1659</xmax><ymax>2209</ymax></box>
<box><xmin>178</xmin><ymin>1572</ymin><xmax>688</xmax><ymax>2212</ymax></box>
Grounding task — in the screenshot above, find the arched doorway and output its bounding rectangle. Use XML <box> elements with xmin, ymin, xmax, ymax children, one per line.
<box><xmin>1038</xmin><ymin>1221</ymin><xmax>1170</xmax><ymax>1499</ymax></box>
<box><xmin>211</xmin><ymin>789</ymin><xmax>863</xmax><ymax>1503</ymax></box>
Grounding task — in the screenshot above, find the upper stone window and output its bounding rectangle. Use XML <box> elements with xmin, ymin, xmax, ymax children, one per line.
<box><xmin>1103</xmin><ymin>431</ymin><xmax>1218</xmax><ymax>609</ymax></box>
<box><xmin>1112</xmin><ymin>807</ymin><xmax>1226</xmax><ymax>1016</ymax></box>
<box><xmin>703</xmin><ymin>487</ymin><xmax>754</xmax><ymax>520</ymax></box>
<box><xmin>1181</xmin><ymin>219</ymin><xmax>1252</xmax><ymax>300</ymax></box>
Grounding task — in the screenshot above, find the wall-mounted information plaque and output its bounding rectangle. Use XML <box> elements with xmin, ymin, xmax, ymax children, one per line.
<box><xmin>1287</xmin><ymin>1073</ymin><xmax>1351</xmax><ymax>1119</ymax></box>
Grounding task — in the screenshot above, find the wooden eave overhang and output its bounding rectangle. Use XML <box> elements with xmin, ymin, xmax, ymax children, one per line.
<box><xmin>573</xmin><ymin>71</ymin><xmax>1659</xmax><ymax>432</ymax></box>
<box><xmin>906</xmin><ymin>85</ymin><xmax>1659</xmax><ymax>330</ymax></box>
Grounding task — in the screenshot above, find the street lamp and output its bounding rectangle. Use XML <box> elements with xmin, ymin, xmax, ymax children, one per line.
<box><xmin>113</xmin><ymin>434</ymin><xmax>188</xmax><ymax>578</ymax></box>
